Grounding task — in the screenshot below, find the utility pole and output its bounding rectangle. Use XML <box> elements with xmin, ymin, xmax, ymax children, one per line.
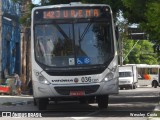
<box><xmin>119</xmin><ymin>35</ymin><xmax>123</xmax><ymax>66</ymax></box>
<box><xmin>20</xmin><ymin>0</ymin><xmax>32</xmax><ymax>90</ymax></box>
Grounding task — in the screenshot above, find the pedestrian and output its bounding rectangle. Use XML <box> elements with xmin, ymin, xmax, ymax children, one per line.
<box><xmin>14</xmin><ymin>73</ymin><xmax>22</xmax><ymax>95</ymax></box>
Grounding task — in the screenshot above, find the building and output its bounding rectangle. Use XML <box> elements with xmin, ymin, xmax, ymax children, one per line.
<box><xmin>0</xmin><ymin>0</ymin><xmax>32</xmax><ymax>90</ymax></box>
<box><xmin>0</xmin><ymin>0</ymin><xmax>21</xmax><ymax>79</ymax></box>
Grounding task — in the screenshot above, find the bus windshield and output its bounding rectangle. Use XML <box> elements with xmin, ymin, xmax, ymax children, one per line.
<box><xmin>34</xmin><ymin>20</ymin><xmax>113</xmax><ymax>67</ymax></box>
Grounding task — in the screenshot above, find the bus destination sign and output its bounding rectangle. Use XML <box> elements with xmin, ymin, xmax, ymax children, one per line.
<box><xmin>43</xmin><ymin>9</ymin><xmax>100</xmax><ymax>19</ymax></box>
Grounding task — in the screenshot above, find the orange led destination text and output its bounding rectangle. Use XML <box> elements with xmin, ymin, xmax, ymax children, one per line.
<box><xmin>43</xmin><ymin>9</ymin><xmax>100</xmax><ymax>19</ymax></box>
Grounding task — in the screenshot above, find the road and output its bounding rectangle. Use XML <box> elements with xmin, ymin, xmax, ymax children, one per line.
<box><xmin>0</xmin><ymin>87</ymin><xmax>160</xmax><ymax>120</ymax></box>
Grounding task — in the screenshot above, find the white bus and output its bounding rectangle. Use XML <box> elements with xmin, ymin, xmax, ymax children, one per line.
<box><xmin>31</xmin><ymin>2</ymin><xmax>119</xmax><ymax>110</ymax></box>
<box><xmin>136</xmin><ymin>64</ymin><xmax>160</xmax><ymax>88</ymax></box>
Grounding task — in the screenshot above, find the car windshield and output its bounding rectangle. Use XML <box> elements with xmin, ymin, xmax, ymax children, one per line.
<box><xmin>119</xmin><ymin>72</ymin><xmax>133</xmax><ymax>77</ymax></box>
<box><xmin>34</xmin><ymin>20</ymin><xmax>113</xmax><ymax>67</ymax></box>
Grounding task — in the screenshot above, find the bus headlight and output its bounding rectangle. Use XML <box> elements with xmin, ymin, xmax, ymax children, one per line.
<box><xmin>103</xmin><ymin>72</ymin><xmax>114</xmax><ymax>82</ymax></box>
<box><xmin>102</xmin><ymin>66</ymin><xmax>118</xmax><ymax>82</ymax></box>
<box><xmin>34</xmin><ymin>70</ymin><xmax>51</xmax><ymax>85</ymax></box>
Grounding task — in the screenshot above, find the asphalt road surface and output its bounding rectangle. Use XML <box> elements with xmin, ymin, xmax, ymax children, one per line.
<box><xmin>0</xmin><ymin>87</ymin><xmax>160</xmax><ymax>120</ymax></box>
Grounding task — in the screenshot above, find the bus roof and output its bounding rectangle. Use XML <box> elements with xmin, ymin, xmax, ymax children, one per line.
<box><xmin>32</xmin><ymin>2</ymin><xmax>111</xmax><ymax>11</ymax></box>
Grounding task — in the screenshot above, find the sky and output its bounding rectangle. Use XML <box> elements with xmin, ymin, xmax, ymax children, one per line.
<box><xmin>32</xmin><ymin>0</ymin><xmax>40</xmax><ymax>4</ymax></box>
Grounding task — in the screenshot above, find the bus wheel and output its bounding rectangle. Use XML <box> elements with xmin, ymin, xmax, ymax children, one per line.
<box><xmin>37</xmin><ymin>98</ymin><xmax>48</xmax><ymax>110</ymax></box>
<box><xmin>153</xmin><ymin>81</ymin><xmax>158</xmax><ymax>88</ymax></box>
<box><xmin>97</xmin><ymin>95</ymin><xmax>109</xmax><ymax>109</ymax></box>
<box><xmin>133</xmin><ymin>84</ymin><xmax>137</xmax><ymax>89</ymax></box>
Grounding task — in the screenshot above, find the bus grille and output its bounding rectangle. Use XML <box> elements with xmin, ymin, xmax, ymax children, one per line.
<box><xmin>119</xmin><ymin>81</ymin><xmax>127</xmax><ymax>83</ymax></box>
<box><xmin>54</xmin><ymin>85</ymin><xmax>100</xmax><ymax>95</ymax></box>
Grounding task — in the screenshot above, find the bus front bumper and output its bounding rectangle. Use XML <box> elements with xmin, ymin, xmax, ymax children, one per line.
<box><xmin>33</xmin><ymin>78</ymin><xmax>118</xmax><ymax>98</ymax></box>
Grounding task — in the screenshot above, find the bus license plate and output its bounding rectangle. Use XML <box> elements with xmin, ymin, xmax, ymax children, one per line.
<box><xmin>70</xmin><ymin>91</ymin><xmax>85</xmax><ymax>96</ymax></box>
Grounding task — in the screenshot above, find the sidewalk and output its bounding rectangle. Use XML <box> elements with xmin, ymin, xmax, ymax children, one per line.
<box><xmin>148</xmin><ymin>104</ymin><xmax>160</xmax><ymax>120</ymax></box>
<box><xmin>0</xmin><ymin>95</ymin><xmax>36</xmax><ymax>111</ymax></box>
<box><xmin>0</xmin><ymin>95</ymin><xmax>33</xmax><ymax>104</ymax></box>
<box><xmin>154</xmin><ymin>104</ymin><xmax>160</xmax><ymax>111</ymax></box>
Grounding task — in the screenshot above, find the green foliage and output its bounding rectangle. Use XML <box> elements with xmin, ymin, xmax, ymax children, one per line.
<box><xmin>122</xmin><ymin>0</ymin><xmax>148</xmax><ymax>23</ymax></box>
<box><xmin>122</xmin><ymin>0</ymin><xmax>160</xmax><ymax>56</ymax></box>
<box><xmin>12</xmin><ymin>0</ymin><xmax>24</xmax><ymax>2</ymax></box>
<box><xmin>142</xmin><ymin>2</ymin><xmax>160</xmax><ymax>44</ymax></box>
<box><xmin>123</xmin><ymin>40</ymin><xmax>158</xmax><ymax>65</ymax></box>
<box><xmin>20</xmin><ymin>3</ymin><xmax>38</xmax><ymax>26</ymax></box>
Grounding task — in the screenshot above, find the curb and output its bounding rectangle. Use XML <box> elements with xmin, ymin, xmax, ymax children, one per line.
<box><xmin>1</xmin><ymin>101</ymin><xmax>33</xmax><ymax>106</ymax></box>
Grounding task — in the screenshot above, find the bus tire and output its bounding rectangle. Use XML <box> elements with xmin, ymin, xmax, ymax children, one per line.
<box><xmin>97</xmin><ymin>95</ymin><xmax>109</xmax><ymax>109</ymax></box>
<box><xmin>152</xmin><ymin>81</ymin><xmax>158</xmax><ymax>88</ymax></box>
<box><xmin>133</xmin><ymin>84</ymin><xmax>136</xmax><ymax>89</ymax></box>
<box><xmin>37</xmin><ymin>98</ymin><xmax>48</xmax><ymax>110</ymax></box>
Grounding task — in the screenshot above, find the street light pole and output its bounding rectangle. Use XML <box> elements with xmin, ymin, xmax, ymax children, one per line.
<box><xmin>119</xmin><ymin>34</ymin><xmax>123</xmax><ymax>66</ymax></box>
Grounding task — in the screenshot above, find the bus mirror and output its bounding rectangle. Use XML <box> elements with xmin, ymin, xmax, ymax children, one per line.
<box><xmin>115</xmin><ymin>26</ymin><xmax>119</xmax><ymax>41</ymax></box>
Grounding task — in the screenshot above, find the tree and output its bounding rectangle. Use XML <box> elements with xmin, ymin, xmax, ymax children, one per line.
<box><xmin>122</xmin><ymin>0</ymin><xmax>160</xmax><ymax>54</ymax></box>
<box><xmin>142</xmin><ymin>2</ymin><xmax>160</xmax><ymax>52</ymax></box>
<box><xmin>123</xmin><ymin>40</ymin><xmax>158</xmax><ymax>65</ymax></box>
<box><xmin>122</xmin><ymin>0</ymin><xmax>148</xmax><ymax>23</ymax></box>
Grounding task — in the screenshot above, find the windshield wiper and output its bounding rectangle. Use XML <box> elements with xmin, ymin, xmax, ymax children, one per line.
<box><xmin>78</xmin><ymin>23</ymin><xmax>92</xmax><ymax>47</ymax></box>
<box><xmin>54</xmin><ymin>24</ymin><xmax>71</xmax><ymax>40</ymax></box>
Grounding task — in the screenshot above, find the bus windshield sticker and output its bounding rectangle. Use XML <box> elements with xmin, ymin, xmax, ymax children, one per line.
<box><xmin>77</xmin><ymin>57</ymin><xmax>90</xmax><ymax>65</ymax></box>
<box><xmin>69</xmin><ymin>58</ymin><xmax>75</xmax><ymax>65</ymax></box>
